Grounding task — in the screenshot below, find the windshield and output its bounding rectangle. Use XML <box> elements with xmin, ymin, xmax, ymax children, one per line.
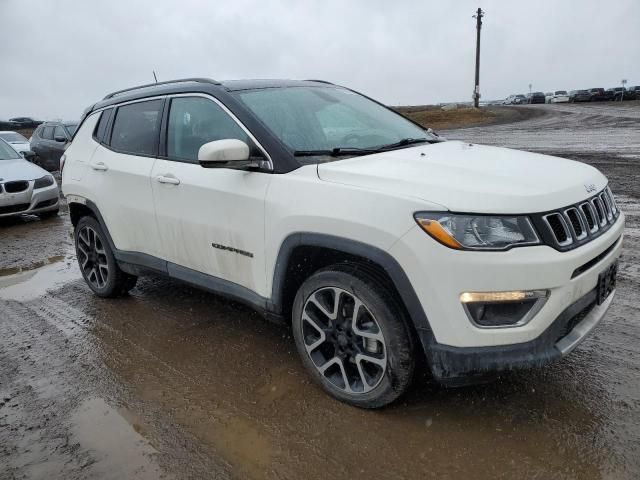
<box><xmin>0</xmin><ymin>132</ymin><xmax>28</xmax><ymax>142</ymax></box>
<box><xmin>555</xmin><ymin>91</ymin><xmax>567</xmax><ymax>95</ymax></box>
<box><xmin>0</xmin><ymin>138</ymin><xmax>21</xmax><ymax>160</ymax></box>
<box><xmin>236</xmin><ymin>86</ymin><xmax>433</xmax><ymax>161</ymax></box>
<box><xmin>65</xmin><ymin>124</ymin><xmax>78</xmax><ymax>135</ymax></box>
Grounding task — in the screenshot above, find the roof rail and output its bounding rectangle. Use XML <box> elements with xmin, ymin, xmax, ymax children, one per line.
<box><xmin>102</xmin><ymin>77</ymin><xmax>221</xmax><ymax>100</ymax></box>
<box><xmin>304</xmin><ymin>79</ymin><xmax>335</xmax><ymax>85</ymax></box>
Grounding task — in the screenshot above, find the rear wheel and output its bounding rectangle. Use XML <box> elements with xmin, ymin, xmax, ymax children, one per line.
<box><xmin>74</xmin><ymin>216</ymin><xmax>137</xmax><ymax>297</ymax></box>
<box><xmin>292</xmin><ymin>265</ymin><xmax>415</xmax><ymax>408</ymax></box>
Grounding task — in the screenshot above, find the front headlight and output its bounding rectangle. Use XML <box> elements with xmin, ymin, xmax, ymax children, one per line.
<box><xmin>414</xmin><ymin>212</ymin><xmax>540</xmax><ymax>250</ymax></box>
<box><xmin>33</xmin><ymin>175</ymin><xmax>55</xmax><ymax>189</ymax></box>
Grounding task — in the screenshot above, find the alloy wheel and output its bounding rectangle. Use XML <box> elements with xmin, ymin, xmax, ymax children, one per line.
<box><xmin>301</xmin><ymin>287</ymin><xmax>387</xmax><ymax>394</ymax></box>
<box><xmin>76</xmin><ymin>226</ymin><xmax>109</xmax><ymax>290</ymax></box>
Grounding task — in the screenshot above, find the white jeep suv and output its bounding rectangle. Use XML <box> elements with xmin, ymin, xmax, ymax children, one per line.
<box><xmin>62</xmin><ymin>78</ymin><xmax>624</xmax><ymax>408</ymax></box>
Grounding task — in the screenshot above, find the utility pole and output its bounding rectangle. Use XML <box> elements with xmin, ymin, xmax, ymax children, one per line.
<box><xmin>473</xmin><ymin>8</ymin><xmax>484</xmax><ymax>108</ymax></box>
<box><xmin>153</xmin><ymin>71</ymin><xmax>158</xmax><ymax>83</ymax></box>
<box><xmin>621</xmin><ymin>79</ymin><xmax>627</xmax><ymax>102</ymax></box>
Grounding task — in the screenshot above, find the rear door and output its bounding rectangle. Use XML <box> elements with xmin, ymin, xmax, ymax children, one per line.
<box><xmin>34</xmin><ymin>125</ymin><xmax>55</xmax><ymax>168</ymax></box>
<box><xmin>87</xmin><ymin>98</ymin><xmax>164</xmax><ymax>259</ymax></box>
<box><xmin>150</xmin><ymin>94</ymin><xmax>272</xmax><ymax>296</ymax></box>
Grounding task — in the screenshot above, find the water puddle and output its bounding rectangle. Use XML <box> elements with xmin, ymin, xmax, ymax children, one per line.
<box><xmin>70</xmin><ymin>397</ymin><xmax>164</xmax><ymax>479</ymax></box>
<box><xmin>0</xmin><ymin>254</ymin><xmax>80</xmax><ymax>301</ymax></box>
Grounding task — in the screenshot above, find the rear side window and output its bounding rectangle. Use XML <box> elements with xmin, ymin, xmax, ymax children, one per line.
<box><xmin>54</xmin><ymin>125</ymin><xmax>67</xmax><ymax>140</ymax></box>
<box><xmin>42</xmin><ymin>126</ymin><xmax>54</xmax><ymax>140</ymax></box>
<box><xmin>166</xmin><ymin>96</ymin><xmax>249</xmax><ymax>163</ymax></box>
<box><xmin>110</xmin><ymin>100</ymin><xmax>163</xmax><ymax>156</ymax></box>
<box><xmin>93</xmin><ymin>108</ymin><xmax>113</xmax><ymax>144</ymax></box>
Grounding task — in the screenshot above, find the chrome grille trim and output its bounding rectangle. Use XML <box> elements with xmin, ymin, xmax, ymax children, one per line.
<box><xmin>565</xmin><ymin>207</ymin><xmax>587</xmax><ymax>240</ymax></box>
<box><xmin>543</xmin><ymin>213</ymin><xmax>573</xmax><ymax>247</ymax></box>
<box><xmin>600</xmin><ymin>192</ymin><xmax>613</xmax><ymax>220</ymax></box>
<box><xmin>606</xmin><ymin>187</ymin><xmax>618</xmax><ymax>214</ymax></box>
<box><xmin>536</xmin><ymin>186</ymin><xmax>621</xmax><ymax>250</ymax></box>
<box><xmin>591</xmin><ymin>197</ymin><xmax>607</xmax><ymax>227</ymax></box>
<box><xmin>579</xmin><ymin>202</ymin><xmax>599</xmax><ymax>233</ymax></box>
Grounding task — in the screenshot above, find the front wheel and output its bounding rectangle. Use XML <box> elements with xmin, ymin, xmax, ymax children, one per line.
<box><xmin>292</xmin><ymin>265</ymin><xmax>415</xmax><ymax>408</ymax></box>
<box><xmin>74</xmin><ymin>216</ymin><xmax>137</xmax><ymax>297</ymax></box>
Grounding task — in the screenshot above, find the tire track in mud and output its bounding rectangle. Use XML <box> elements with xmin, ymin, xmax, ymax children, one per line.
<box><xmin>0</xmin><ymin>294</ymin><xmax>232</xmax><ymax>479</ymax></box>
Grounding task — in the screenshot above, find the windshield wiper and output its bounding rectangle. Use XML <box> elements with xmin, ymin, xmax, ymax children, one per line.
<box><xmin>373</xmin><ymin>137</ymin><xmax>431</xmax><ymax>151</ymax></box>
<box><xmin>293</xmin><ymin>138</ymin><xmax>432</xmax><ymax>158</ymax></box>
<box><xmin>293</xmin><ymin>147</ymin><xmax>378</xmax><ymax>157</ymax></box>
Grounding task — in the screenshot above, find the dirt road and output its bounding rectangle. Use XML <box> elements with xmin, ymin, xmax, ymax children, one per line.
<box><xmin>1</xmin><ymin>103</ymin><xmax>639</xmax><ymax>479</ymax></box>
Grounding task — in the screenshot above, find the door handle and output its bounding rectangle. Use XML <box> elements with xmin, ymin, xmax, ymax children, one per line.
<box><xmin>91</xmin><ymin>162</ymin><xmax>108</xmax><ymax>171</ymax></box>
<box><xmin>156</xmin><ymin>175</ymin><xmax>180</xmax><ymax>185</ymax></box>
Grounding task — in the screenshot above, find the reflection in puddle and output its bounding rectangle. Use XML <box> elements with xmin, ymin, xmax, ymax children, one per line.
<box><xmin>0</xmin><ymin>254</ymin><xmax>80</xmax><ymax>301</ymax></box>
<box><xmin>70</xmin><ymin>398</ymin><xmax>164</xmax><ymax>479</ymax></box>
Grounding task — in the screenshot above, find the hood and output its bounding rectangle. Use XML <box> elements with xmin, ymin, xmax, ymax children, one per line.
<box><xmin>317</xmin><ymin>141</ymin><xmax>607</xmax><ymax>214</ymax></box>
<box><xmin>0</xmin><ymin>158</ymin><xmax>50</xmax><ymax>182</ymax></box>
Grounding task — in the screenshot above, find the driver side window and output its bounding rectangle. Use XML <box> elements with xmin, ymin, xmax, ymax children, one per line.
<box><xmin>167</xmin><ymin>97</ymin><xmax>250</xmax><ymax>163</ymax></box>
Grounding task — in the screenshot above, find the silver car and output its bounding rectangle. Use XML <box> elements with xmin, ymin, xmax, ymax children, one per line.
<box><xmin>0</xmin><ymin>137</ymin><xmax>60</xmax><ymax>218</ymax></box>
<box><xmin>0</xmin><ymin>131</ymin><xmax>31</xmax><ymax>155</ymax></box>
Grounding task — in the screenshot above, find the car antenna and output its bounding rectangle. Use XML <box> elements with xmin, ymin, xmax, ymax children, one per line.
<box><xmin>153</xmin><ymin>71</ymin><xmax>158</xmax><ymax>83</ymax></box>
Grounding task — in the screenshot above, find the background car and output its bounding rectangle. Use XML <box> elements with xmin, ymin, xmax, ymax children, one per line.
<box><xmin>549</xmin><ymin>90</ymin><xmax>569</xmax><ymax>103</ymax></box>
<box><xmin>569</xmin><ymin>90</ymin><xmax>591</xmax><ymax>102</ymax></box>
<box><xmin>607</xmin><ymin>87</ymin><xmax>635</xmax><ymax>101</ymax></box>
<box><xmin>503</xmin><ymin>94</ymin><xmax>527</xmax><ymax>105</ymax></box>
<box><xmin>588</xmin><ymin>88</ymin><xmax>612</xmax><ymax>101</ymax></box>
<box><xmin>526</xmin><ymin>92</ymin><xmax>546</xmax><ymax>104</ymax></box>
<box><xmin>0</xmin><ymin>131</ymin><xmax>31</xmax><ymax>155</ymax></box>
<box><xmin>627</xmin><ymin>86</ymin><xmax>640</xmax><ymax>99</ymax></box>
<box><xmin>0</xmin><ymin>137</ymin><xmax>59</xmax><ymax>218</ymax></box>
<box><xmin>544</xmin><ymin>92</ymin><xmax>554</xmax><ymax>103</ymax></box>
<box><xmin>30</xmin><ymin>121</ymin><xmax>78</xmax><ymax>171</ymax></box>
<box><xmin>8</xmin><ymin>117</ymin><xmax>43</xmax><ymax>129</ymax></box>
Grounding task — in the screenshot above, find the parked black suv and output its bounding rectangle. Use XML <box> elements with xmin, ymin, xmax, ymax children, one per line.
<box><xmin>569</xmin><ymin>90</ymin><xmax>591</xmax><ymax>102</ymax></box>
<box><xmin>526</xmin><ymin>92</ymin><xmax>546</xmax><ymax>104</ymax></box>
<box><xmin>30</xmin><ymin>121</ymin><xmax>78</xmax><ymax>171</ymax></box>
<box><xmin>8</xmin><ymin>117</ymin><xmax>43</xmax><ymax>129</ymax></box>
<box><xmin>607</xmin><ymin>87</ymin><xmax>635</xmax><ymax>101</ymax></box>
<box><xmin>627</xmin><ymin>86</ymin><xmax>640</xmax><ymax>99</ymax></box>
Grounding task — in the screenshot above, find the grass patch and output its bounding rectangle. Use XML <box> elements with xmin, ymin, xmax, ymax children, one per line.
<box><xmin>394</xmin><ymin>106</ymin><xmax>498</xmax><ymax>131</ymax></box>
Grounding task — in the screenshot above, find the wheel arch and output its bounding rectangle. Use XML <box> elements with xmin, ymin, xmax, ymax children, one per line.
<box><xmin>269</xmin><ymin>233</ymin><xmax>433</xmax><ymax>337</ymax></box>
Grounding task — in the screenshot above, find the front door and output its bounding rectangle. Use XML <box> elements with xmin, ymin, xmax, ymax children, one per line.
<box><xmin>151</xmin><ymin>95</ymin><xmax>272</xmax><ymax>297</ymax></box>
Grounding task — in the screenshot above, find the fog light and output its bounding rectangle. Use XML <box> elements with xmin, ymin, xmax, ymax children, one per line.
<box><xmin>460</xmin><ymin>290</ymin><xmax>548</xmax><ymax>328</ymax></box>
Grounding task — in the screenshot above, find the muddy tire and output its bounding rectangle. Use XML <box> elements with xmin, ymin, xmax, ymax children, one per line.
<box><xmin>74</xmin><ymin>216</ymin><xmax>137</xmax><ymax>297</ymax></box>
<box><xmin>292</xmin><ymin>264</ymin><xmax>415</xmax><ymax>408</ymax></box>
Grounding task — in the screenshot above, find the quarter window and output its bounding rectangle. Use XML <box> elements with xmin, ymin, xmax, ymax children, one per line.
<box><xmin>166</xmin><ymin>97</ymin><xmax>249</xmax><ymax>163</ymax></box>
<box><xmin>94</xmin><ymin>109</ymin><xmax>113</xmax><ymax>144</ymax></box>
<box><xmin>110</xmin><ymin>99</ymin><xmax>163</xmax><ymax>156</ymax></box>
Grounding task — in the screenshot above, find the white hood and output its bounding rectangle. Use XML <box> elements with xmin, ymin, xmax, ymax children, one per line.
<box><xmin>0</xmin><ymin>158</ymin><xmax>50</xmax><ymax>182</ymax></box>
<box><xmin>317</xmin><ymin>141</ymin><xmax>606</xmax><ymax>213</ymax></box>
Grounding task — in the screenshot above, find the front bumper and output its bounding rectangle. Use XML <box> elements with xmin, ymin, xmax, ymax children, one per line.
<box><xmin>389</xmin><ymin>212</ymin><xmax>624</xmax><ymax>379</ymax></box>
<box><xmin>0</xmin><ymin>181</ymin><xmax>59</xmax><ymax>217</ymax></box>
<box><xmin>422</xmin><ymin>286</ymin><xmax>614</xmax><ymax>383</ymax></box>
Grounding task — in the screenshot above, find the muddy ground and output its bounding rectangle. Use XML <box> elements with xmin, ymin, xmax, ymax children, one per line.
<box><xmin>1</xmin><ymin>103</ymin><xmax>639</xmax><ymax>479</ymax></box>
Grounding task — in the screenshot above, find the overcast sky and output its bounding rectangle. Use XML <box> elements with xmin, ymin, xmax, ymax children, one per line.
<box><xmin>1</xmin><ymin>0</ymin><xmax>639</xmax><ymax>119</ymax></box>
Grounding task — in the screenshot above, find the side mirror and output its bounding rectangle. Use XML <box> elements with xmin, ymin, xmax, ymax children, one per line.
<box><xmin>198</xmin><ymin>139</ymin><xmax>255</xmax><ymax>168</ymax></box>
<box><xmin>54</xmin><ymin>135</ymin><xmax>67</xmax><ymax>143</ymax></box>
<box><xmin>22</xmin><ymin>150</ymin><xmax>37</xmax><ymax>162</ymax></box>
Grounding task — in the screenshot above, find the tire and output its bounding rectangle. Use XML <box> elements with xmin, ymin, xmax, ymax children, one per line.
<box><xmin>292</xmin><ymin>264</ymin><xmax>415</xmax><ymax>408</ymax></box>
<box><xmin>38</xmin><ymin>208</ymin><xmax>59</xmax><ymax>219</ymax></box>
<box><xmin>74</xmin><ymin>216</ymin><xmax>137</xmax><ymax>297</ymax></box>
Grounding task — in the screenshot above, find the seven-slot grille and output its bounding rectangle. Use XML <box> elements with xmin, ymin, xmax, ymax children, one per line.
<box><xmin>540</xmin><ymin>187</ymin><xmax>619</xmax><ymax>250</ymax></box>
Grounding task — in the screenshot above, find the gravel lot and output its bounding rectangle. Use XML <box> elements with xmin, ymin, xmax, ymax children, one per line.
<box><xmin>1</xmin><ymin>102</ymin><xmax>639</xmax><ymax>479</ymax></box>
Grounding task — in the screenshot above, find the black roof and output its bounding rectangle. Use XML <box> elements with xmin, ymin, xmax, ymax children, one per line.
<box><xmin>88</xmin><ymin>78</ymin><xmax>337</xmax><ymax>115</ymax></box>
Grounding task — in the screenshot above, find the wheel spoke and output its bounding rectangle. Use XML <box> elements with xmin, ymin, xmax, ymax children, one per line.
<box><xmin>302</xmin><ymin>312</ymin><xmax>326</xmax><ymax>353</ymax></box>
<box><xmin>308</xmin><ymin>288</ymin><xmax>340</xmax><ymax>320</ymax></box>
